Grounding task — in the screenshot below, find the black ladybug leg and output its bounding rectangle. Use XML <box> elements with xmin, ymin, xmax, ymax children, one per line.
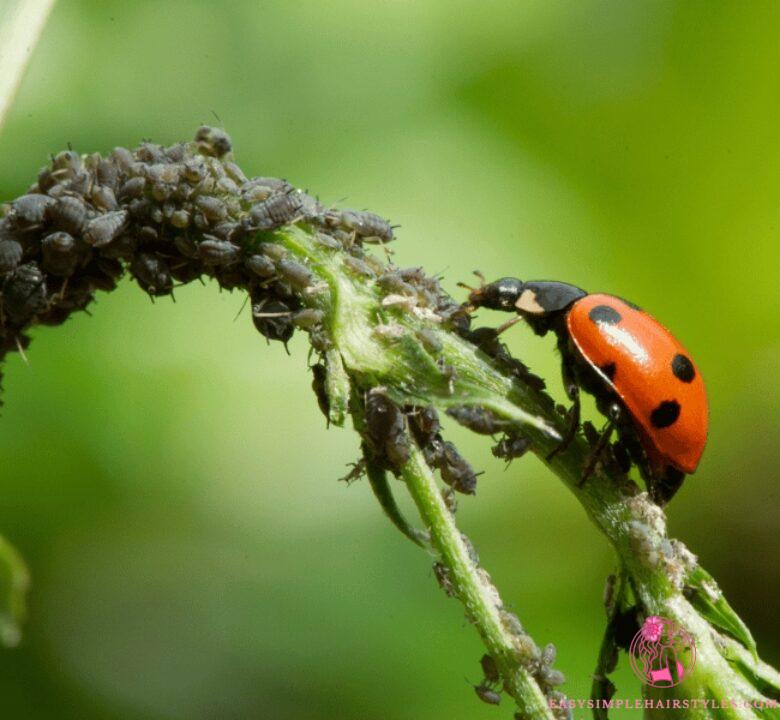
<box><xmin>578</xmin><ymin>404</ymin><xmax>621</xmax><ymax>486</ymax></box>
<box><xmin>612</xmin><ymin>438</ymin><xmax>632</xmax><ymax>474</ymax></box>
<box><xmin>546</xmin><ymin>361</ymin><xmax>580</xmax><ymax>462</ymax></box>
<box><xmin>649</xmin><ymin>467</ymin><xmax>685</xmax><ymax>506</ymax></box>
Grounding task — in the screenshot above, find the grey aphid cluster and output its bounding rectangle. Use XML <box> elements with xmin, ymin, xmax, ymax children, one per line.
<box><xmin>0</xmin><ymin>126</ymin><xmax>397</xmax><ymax>376</ymax></box>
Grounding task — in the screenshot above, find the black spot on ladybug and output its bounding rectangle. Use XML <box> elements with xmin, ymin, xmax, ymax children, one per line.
<box><xmin>599</xmin><ymin>362</ymin><xmax>616</xmax><ymax>381</ymax></box>
<box><xmin>671</xmin><ymin>353</ymin><xmax>695</xmax><ymax>383</ymax></box>
<box><xmin>589</xmin><ymin>305</ymin><xmax>622</xmax><ymax>325</ymax></box>
<box><xmin>650</xmin><ymin>400</ymin><xmax>681</xmax><ymax>428</ymax></box>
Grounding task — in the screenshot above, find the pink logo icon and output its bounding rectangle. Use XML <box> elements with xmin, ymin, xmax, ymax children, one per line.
<box><xmin>628</xmin><ymin>616</ymin><xmax>696</xmax><ymax>688</ymax></box>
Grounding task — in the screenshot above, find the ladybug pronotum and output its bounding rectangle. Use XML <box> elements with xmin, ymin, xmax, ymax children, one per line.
<box><xmin>465</xmin><ymin>277</ymin><xmax>708</xmax><ymax>505</ymax></box>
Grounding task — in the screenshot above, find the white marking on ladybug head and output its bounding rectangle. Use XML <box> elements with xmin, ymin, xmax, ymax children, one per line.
<box><xmin>515</xmin><ymin>289</ymin><xmax>545</xmax><ymax>315</ymax></box>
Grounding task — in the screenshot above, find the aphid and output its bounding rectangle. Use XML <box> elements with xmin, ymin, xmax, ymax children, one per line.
<box><xmin>46</xmin><ymin>195</ymin><xmax>88</xmax><ymax>235</ymax></box>
<box><xmin>343</xmin><ymin>255</ymin><xmax>376</xmax><ymax>278</ymax></box>
<box><xmin>466</xmin><ymin>277</ymin><xmax>709</xmax><ymax>505</ymax></box>
<box><xmin>540</xmin><ymin>643</ymin><xmax>557</xmax><ymax>669</ymax></box>
<box><xmin>249</xmin><ymin>191</ymin><xmax>302</xmax><ymax>230</ymax></box>
<box><xmin>41</xmin><ymin>232</ymin><xmax>80</xmax><ymax>276</ymax></box>
<box><xmin>338</xmin><ymin>210</ymin><xmax>395</xmax><ymax>243</ymax></box>
<box><xmin>364</xmin><ymin>389</ymin><xmax>410</xmax><ymax>469</ymax></box>
<box><xmin>296</xmin><ymin>192</ymin><xmax>323</xmax><ymax>221</ymax></box>
<box><xmin>339</xmin><ymin>459</ymin><xmax>366</xmax><ymax>484</ymax></box>
<box><xmin>416</xmin><ymin>328</ymin><xmax>443</xmax><ymax>354</ymax></box>
<box><xmin>480</xmin><ymin>654</ymin><xmax>500</xmax><ymax>684</ymax></box>
<box><xmin>474</xmin><ymin>684</ymin><xmax>501</xmax><ymax>706</ymax></box>
<box><xmin>198</xmin><ymin>237</ymin><xmax>241</xmax><ymax>265</ymax></box>
<box><xmin>118</xmin><ymin>176</ymin><xmax>146</xmax><ymax>199</ymax></box>
<box><xmin>12</xmin><ymin>194</ymin><xmax>54</xmax><ymax>226</ymax></box>
<box><xmin>460</xmin><ymin>532</ymin><xmax>480</xmax><ymax>564</ymax></box>
<box><xmin>165</xmin><ymin>143</ymin><xmax>187</xmax><ymax>162</ymax></box>
<box><xmin>169</xmin><ymin>259</ymin><xmax>202</xmax><ymax>284</ymax></box>
<box><xmin>91</xmin><ymin>185</ymin><xmax>118</xmax><ymax>211</ymax></box>
<box><xmin>169</xmin><ymin>209</ymin><xmax>190</xmax><ymax>229</ymax></box>
<box><xmin>241</xmin><ymin>176</ymin><xmax>293</xmax><ymax>203</ymax></box>
<box><xmin>195</xmin><ymin>195</ymin><xmax>228</xmax><ymax>222</ymax></box>
<box><xmin>437</xmin><ymin>301</ymin><xmax>472</xmax><ymax>335</ymax></box>
<box><xmin>433</xmin><ymin>485</ymin><xmax>454</xmax><ymax>516</ymax></box>
<box><xmin>312</xmin><ymin>232</ymin><xmax>339</xmax><ymax>251</ymax></box>
<box><xmin>293</xmin><ymin>308</ymin><xmax>324</xmax><ymax>329</ymax></box>
<box><xmin>212</xmin><ymin>181</ymin><xmax>238</xmax><ymax>203</ymax></box>
<box><xmin>96</xmin><ymin>159</ymin><xmax>119</xmax><ymax>190</ymax></box>
<box><xmin>438</xmin><ymin>359</ymin><xmax>457</xmax><ymax>393</ymax></box>
<box><xmin>36</xmin><ymin>166</ymin><xmax>57</xmax><ymax>193</ymax></box>
<box><xmin>111</xmin><ymin>146</ymin><xmax>134</xmax><ymax>171</ymax></box>
<box><xmin>127</xmin><ymin>197</ymin><xmax>151</xmax><ymax>219</ymax></box>
<box><xmin>277</xmin><ymin>259</ymin><xmax>313</xmax><ymax>289</ymax></box>
<box><xmin>540</xmin><ymin>667</ymin><xmax>566</xmax><ymax>687</ymax></box>
<box><xmin>408</xmin><ymin>405</ymin><xmax>441</xmax><ymax>445</ymax></box>
<box><xmin>308</xmin><ymin>327</ymin><xmax>331</xmax><ymax>352</ymax></box>
<box><xmin>252</xmin><ymin>298</ymin><xmax>295</xmax><ymax>345</ymax></box>
<box><xmin>372</xmin><ymin>323</ymin><xmax>405</xmax><ymax>341</ymax></box>
<box><xmin>378</xmin><ymin>271</ymin><xmax>417</xmax><ymax>296</ymax></box>
<box><xmin>492</xmin><ymin>434</ymin><xmax>531</xmax><ymax>462</ymax></box>
<box><xmin>99</xmin><ymin>233</ymin><xmax>137</xmax><ymax>260</ymax></box>
<box><xmin>446</xmin><ymin>406</ymin><xmax>507</xmax><ymax>435</ymax></box>
<box><xmin>311</xmin><ymin>363</ymin><xmax>330</xmax><ymax>420</ymax></box>
<box><xmin>244</xmin><ymin>254</ymin><xmax>276</xmax><ymax>278</ymax></box>
<box><xmin>257</xmin><ymin>242</ymin><xmax>287</xmax><ymax>261</ymax></box>
<box><xmin>500</xmin><ymin>610</ymin><xmax>524</xmax><ymax>636</ymax></box>
<box><xmin>137</xmin><ymin>225</ymin><xmax>159</xmax><ymax>244</ymax></box>
<box><xmin>434</xmin><ymin>440</ymin><xmax>478</xmax><ymax>495</ymax></box>
<box><xmin>66</xmin><ymin>171</ymin><xmax>92</xmax><ymax>196</ymax></box>
<box><xmin>224</xmin><ymin>161</ymin><xmax>248</xmax><ymax>185</ymax></box>
<box><xmin>146</xmin><ymin>163</ymin><xmax>182</xmax><ymax>185</ymax></box>
<box><xmin>213</xmin><ymin>265</ymin><xmax>246</xmax><ymax>291</ymax></box>
<box><xmin>183</xmin><ymin>159</ymin><xmax>207</xmax><ymax>184</ymax></box>
<box><xmin>51</xmin><ymin>150</ymin><xmax>81</xmax><ymax>178</ymax></box>
<box><xmin>150</xmin><ymin>183</ymin><xmax>171</xmax><ymax>203</ymax></box>
<box><xmin>130</xmin><ymin>254</ymin><xmax>173</xmax><ymax>296</ymax></box>
<box><xmin>2</xmin><ymin>263</ymin><xmax>47</xmax><ymax>324</ymax></box>
<box><xmin>83</xmin><ymin>210</ymin><xmax>128</xmax><ymax>248</ymax></box>
<box><xmin>433</xmin><ymin>562</ymin><xmax>456</xmax><ymax>597</ymax></box>
<box><xmin>149</xmin><ymin>206</ymin><xmax>164</xmax><ymax>224</ymax></box>
<box><xmin>134</xmin><ymin>142</ymin><xmax>166</xmax><ymax>164</ymax></box>
<box><xmin>194</xmin><ymin>125</ymin><xmax>232</xmax><ymax>157</ymax></box>
<box><xmin>83</xmin><ymin>257</ymin><xmax>123</xmax><ymax>293</ymax></box>
<box><xmin>0</xmin><ymin>239</ymin><xmax>23</xmax><ymax>273</ymax></box>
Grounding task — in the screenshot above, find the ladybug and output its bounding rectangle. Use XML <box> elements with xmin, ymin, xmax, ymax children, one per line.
<box><xmin>464</xmin><ymin>277</ymin><xmax>708</xmax><ymax>505</ymax></box>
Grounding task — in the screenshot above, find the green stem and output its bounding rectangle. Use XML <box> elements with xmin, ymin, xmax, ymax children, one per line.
<box><xmin>400</xmin><ymin>438</ymin><xmax>555</xmax><ymax>720</ymax></box>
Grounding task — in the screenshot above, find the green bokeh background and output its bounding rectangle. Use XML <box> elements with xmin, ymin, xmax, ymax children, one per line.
<box><xmin>0</xmin><ymin>1</ymin><xmax>777</xmax><ymax>718</ymax></box>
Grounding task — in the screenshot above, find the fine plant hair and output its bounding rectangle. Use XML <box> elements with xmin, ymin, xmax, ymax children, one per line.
<box><xmin>0</xmin><ymin>129</ymin><xmax>778</xmax><ymax>720</ymax></box>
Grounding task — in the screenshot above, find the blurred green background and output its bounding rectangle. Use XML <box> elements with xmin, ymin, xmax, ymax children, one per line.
<box><xmin>0</xmin><ymin>1</ymin><xmax>778</xmax><ymax>718</ymax></box>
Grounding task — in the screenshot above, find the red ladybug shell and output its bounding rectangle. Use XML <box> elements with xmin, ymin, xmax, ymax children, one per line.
<box><xmin>566</xmin><ymin>294</ymin><xmax>708</xmax><ymax>474</ymax></box>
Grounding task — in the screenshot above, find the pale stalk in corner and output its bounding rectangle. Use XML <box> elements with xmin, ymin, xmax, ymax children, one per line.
<box><xmin>0</xmin><ymin>0</ymin><xmax>56</xmax><ymax>133</ymax></box>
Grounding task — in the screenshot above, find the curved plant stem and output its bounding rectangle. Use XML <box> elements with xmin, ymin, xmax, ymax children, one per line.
<box><xmin>0</xmin><ymin>0</ymin><xmax>56</xmax><ymax>133</ymax></box>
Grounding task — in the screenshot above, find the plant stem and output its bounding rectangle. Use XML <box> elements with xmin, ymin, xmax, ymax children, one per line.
<box><xmin>400</xmin><ymin>439</ymin><xmax>555</xmax><ymax>719</ymax></box>
<box><xmin>0</xmin><ymin>0</ymin><xmax>57</xmax><ymax>134</ymax></box>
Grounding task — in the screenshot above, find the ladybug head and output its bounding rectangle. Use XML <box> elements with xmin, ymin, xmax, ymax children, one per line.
<box><xmin>467</xmin><ymin>277</ymin><xmax>525</xmax><ymax>312</ymax></box>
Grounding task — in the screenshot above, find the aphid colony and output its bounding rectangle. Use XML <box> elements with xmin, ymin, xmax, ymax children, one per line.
<box><xmin>0</xmin><ymin>126</ymin><xmax>397</xmax><ymax>367</ymax></box>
